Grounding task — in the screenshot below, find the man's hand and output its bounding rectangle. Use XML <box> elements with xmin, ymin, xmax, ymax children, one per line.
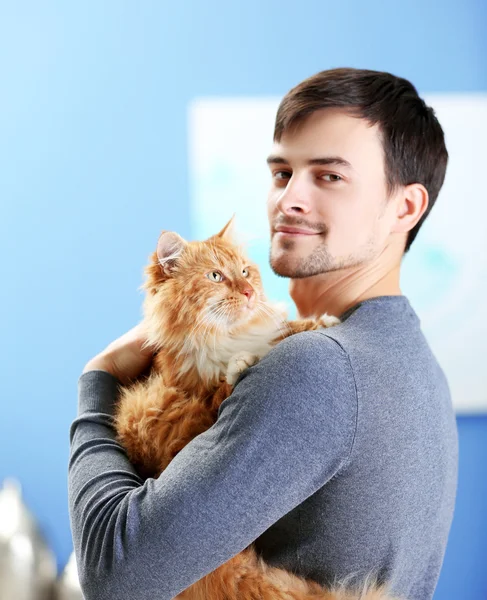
<box><xmin>82</xmin><ymin>323</ymin><xmax>155</xmax><ymax>385</ymax></box>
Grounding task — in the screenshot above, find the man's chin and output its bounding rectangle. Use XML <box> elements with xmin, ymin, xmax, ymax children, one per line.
<box><xmin>269</xmin><ymin>256</ymin><xmax>310</xmax><ymax>279</ymax></box>
<box><xmin>269</xmin><ymin>248</ymin><xmax>339</xmax><ymax>278</ymax></box>
<box><xmin>269</xmin><ymin>238</ymin><xmax>325</xmax><ymax>278</ymax></box>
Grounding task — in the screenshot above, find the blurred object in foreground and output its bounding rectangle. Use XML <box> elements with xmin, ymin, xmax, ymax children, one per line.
<box><xmin>55</xmin><ymin>552</ymin><xmax>84</xmax><ymax>600</ymax></box>
<box><xmin>0</xmin><ymin>478</ymin><xmax>57</xmax><ymax>600</ymax></box>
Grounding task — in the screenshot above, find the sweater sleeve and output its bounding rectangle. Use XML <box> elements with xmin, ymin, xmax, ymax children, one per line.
<box><xmin>68</xmin><ymin>330</ymin><xmax>358</xmax><ymax>600</ymax></box>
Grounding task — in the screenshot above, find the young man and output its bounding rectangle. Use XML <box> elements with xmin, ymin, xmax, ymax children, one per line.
<box><xmin>69</xmin><ymin>68</ymin><xmax>458</xmax><ymax>600</ymax></box>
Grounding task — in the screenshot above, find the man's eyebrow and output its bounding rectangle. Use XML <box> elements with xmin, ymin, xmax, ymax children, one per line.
<box><xmin>266</xmin><ymin>155</ymin><xmax>352</xmax><ymax>168</ymax></box>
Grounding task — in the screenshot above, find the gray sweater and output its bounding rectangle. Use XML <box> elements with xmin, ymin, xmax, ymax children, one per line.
<box><xmin>68</xmin><ymin>296</ymin><xmax>458</xmax><ymax>600</ymax></box>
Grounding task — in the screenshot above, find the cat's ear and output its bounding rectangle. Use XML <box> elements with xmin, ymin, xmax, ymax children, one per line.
<box><xmin>216</xmin><ymin>215</ymin><xmax>235</xmax><ymax>241</ymax></box>
<box><xmin>157</xmin><ymin>231</ymin><xmax>186</xmax><ymax>275</ymax></box>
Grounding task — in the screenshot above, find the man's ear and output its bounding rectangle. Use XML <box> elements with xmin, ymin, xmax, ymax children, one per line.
<box><xmin>391</xmin><ymin>183</ymin><xmax>429</xmax><ymax>234</ymax></box>
<box><xmin>215</xmin><ymin>215</ymin><xmax>236</xmax><ymax>241</ymax></box>
<box><xmin>157</xmin><ymin>231</ymin><xmax>187</xmax><ymax>275</ymax></box>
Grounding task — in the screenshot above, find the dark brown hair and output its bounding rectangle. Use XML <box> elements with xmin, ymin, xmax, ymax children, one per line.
<box><xmin>274</xmin><ymin>68</ymin><xmax>448</xmax><ymax>252</ymax></box>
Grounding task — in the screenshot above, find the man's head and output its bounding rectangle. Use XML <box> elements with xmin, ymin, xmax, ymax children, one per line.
<box><xmin>267</xmin><ymin>68</ymin><xmax>448</xmax><ymax>278</ymax></box>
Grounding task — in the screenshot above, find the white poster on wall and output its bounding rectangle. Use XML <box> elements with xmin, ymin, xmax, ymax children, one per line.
<box><xmin>188</xmin><ymin>94</ymin><xmax>487</xmax><ymax>414</ymax></box>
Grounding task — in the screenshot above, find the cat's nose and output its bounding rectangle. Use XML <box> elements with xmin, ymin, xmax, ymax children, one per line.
<box><xmin>241</xmin><ymin>287</ymin><xmax>254</xmax><ymax>301</ymax></box>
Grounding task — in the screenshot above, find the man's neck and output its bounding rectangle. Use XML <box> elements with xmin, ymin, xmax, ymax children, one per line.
<box><xmin>289</xmin><ymin>255</ymin><xmax>402</xmax><ymax>319</ymax></box>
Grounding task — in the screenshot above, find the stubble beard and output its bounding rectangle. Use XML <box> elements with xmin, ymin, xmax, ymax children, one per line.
<box><xmin>269</xmin><ymin>235</ymin><xmax>376</xmax><ymax>279</ymax></box>
<box><xmin>269</xmin><ymin>235</ymin><xmax>340</xmax><ymax>278</ymax></box>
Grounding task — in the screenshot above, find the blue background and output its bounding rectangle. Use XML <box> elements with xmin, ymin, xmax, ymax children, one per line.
<box><xmin>0</xmin><ymin>2</ymin><xmax>486</xmax><ymax>597</ymax></box>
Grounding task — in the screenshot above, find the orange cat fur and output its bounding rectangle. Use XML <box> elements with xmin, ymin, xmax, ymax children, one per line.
<box><xmin>114</xmin><ymin>220</ymin><xmax>399</xmax><ymax>600</ymax></box>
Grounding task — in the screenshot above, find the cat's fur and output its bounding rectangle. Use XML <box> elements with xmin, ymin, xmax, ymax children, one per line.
<box><xmin>114</xmin><ymin>220</ymin><xmax>399</xmax><ymax>600</ymax></box>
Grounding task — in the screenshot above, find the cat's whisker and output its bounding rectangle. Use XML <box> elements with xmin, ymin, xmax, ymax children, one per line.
<box><xmin>254</xmin><ymin>307</ymin><xmax>285</xmax><ymax>337</ymax></box>
<box><xmin>200</xmin><ymin>308</ymin><xmax>225</xmax><ymax>351</ymax></box>
<box><xmin>217</xmin><ymin>305</ymin><xmax>236</xmax><ymax>353</ymax></box>
<box><xmin>178</xmin><ymin>305</ymin><xmax>223</xmax><ymax>360</ymax></box>
<box><xmin>200</xmin><ymin>318</ymin><xmax>214</xmax><ymax>345</ymax></box>
<box><xmin>212</xmin><ymin>304</ymin><xmax>230</xmax><ymax>317</ymax></box>
<box><xmin>260</xmin><ymin>311</ymin><xmax>290</xmax><ymax>338</ymax></box>
<box><xmin>255</xmin><ymin>301</ymin><xmax>290</xmax><ymax>336</ymax></box>
<box><xmin>205</xmin><ymin>303</ymin><xmax>234</xmax><ymax>356</ymax></box>
<box><xmin>194</xmin><ymin>307</ymin><xmax>215</xmax><ymax>330</ymax></box>
<box><xmin>209</xmin><ymin>305</ymin><xmax>231</xmax><ymax>339</ymax></box>
<box><xmin>208</xmin><ymin>298</ymin><xmax>228</xmax><ymax>310</ymax></box>
<box><xmin>187</xmin><ymin>311</ymin><xmax>209</xmax><ymax>335</ymax></box>
<box><xmin>210</xmin><ymin>301</ymin><xmax>233</xmax><ymax>322</ymax></box>
<box><xmin>216</xmin><ymin>303</ymin><xmax>234</xmax><ymax>340</ymax></box>
<box><xmin>183</xmin><ymin>307</ymin><xmax>214</xmax><ymax>345</ymax></box>
<box><xmin>258</xmin><ymin>304</ymin><xmax>287</xmax><ymax>328</ymax></box>
<box><xmin>256</xmin><ymin>300</ymin><xmax>288</xmax><ymax>324</ymax></box>
<box><xmin>202</xmin><ymin>322</ymin><xmax>220</xmax><ymax>367</ymax></box>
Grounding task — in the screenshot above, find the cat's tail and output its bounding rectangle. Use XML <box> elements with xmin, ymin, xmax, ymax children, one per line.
<box><xmin>175</xmin><ymin>547</ymin><xmax>401</xmax><ymax>600</ymax></box>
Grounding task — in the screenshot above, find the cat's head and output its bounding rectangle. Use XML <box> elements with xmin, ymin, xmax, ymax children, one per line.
<box><xmin>142</xmin><ymin>218</ymin><xmax>268</xmax><ymax>345</ymax></box>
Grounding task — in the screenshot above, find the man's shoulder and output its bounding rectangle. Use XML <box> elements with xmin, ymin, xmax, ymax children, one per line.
<box><xmin>273</xmin><ymin>327</ymin><xmax>347</xmax><ymax>356</ymax></box>
<box><xmin>261</xmin><ymin>329</ymin><xmax>354</xmax><ymax>385</ymax></box>
<box><xmin>232</xmin><ymin>328</ymin><xmax>358</xmax><ymax>442</ymax></box>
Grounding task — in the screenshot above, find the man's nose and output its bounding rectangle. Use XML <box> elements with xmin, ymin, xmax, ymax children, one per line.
<box><xmin>274</xmin><ymin>180</ymin><xmax>311</xmax><ymax>215</ymax></box>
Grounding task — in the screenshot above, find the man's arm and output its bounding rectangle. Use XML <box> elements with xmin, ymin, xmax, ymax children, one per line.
<box><xmin>68</xmin><ymin>331</ymin><xmax>358</xmax><ymax>600</ymax></box>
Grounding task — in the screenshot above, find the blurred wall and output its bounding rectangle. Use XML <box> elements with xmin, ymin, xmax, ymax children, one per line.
<box><xmin>0</xmin><ymin>2</ymin><xmax>485</xmax><ymax>598</ymax></box>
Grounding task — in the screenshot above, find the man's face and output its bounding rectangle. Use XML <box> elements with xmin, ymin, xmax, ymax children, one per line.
<box><xmin>267</xmin><ymin>108</ymin><xmax>394</xmax><ymax>278</ymax></box>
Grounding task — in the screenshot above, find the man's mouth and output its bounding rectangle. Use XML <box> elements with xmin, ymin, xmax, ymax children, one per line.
<box><xmin>274</xmin><ymin>226</ymin><xmax>321</xmax><ymax>236</ymax></box>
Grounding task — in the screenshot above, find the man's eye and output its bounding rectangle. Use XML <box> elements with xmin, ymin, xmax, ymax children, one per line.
<box><xmin>207</xmin><ymin>271</ymin><xmax>224</xmax><ymax>282</ymax></box>
<box><xmin>322</xmin><ymin>174</ymin><xmax>342</xmax><ymax>182</ymax></box>
<box><xmin>273</xmin><ymin>170</ymin><xmax>291</xmax><ymax>181</ymax></box>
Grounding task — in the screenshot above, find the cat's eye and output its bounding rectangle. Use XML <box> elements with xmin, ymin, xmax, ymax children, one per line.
<box><xmin>207</xmin><ymin>271</ymin><xmax>224</xmax><ymax>283</ymax></box>
<box><xmin>242</xmin><ymin>268</ymin><xmax>249</xmax><ymax>278</ymax></box>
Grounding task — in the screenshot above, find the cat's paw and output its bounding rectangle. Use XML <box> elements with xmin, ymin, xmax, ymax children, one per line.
<box><xmin>317</xmin><ymin>313</ymin><xmax>341</xmax><ymax>328</ymax></box>
<box><xmin>226</xmin><ymin>351</ymin><xmax>259</xmax><ymax>386</ymax></box>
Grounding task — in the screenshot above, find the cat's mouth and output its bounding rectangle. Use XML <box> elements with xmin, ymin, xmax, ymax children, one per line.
<box><xmin>229</xmin><ymin>302</ymin><xmax>257</xmax><ymax>325</ymax></box>
<box><xmin>232</xmin><ymin>302</ymin><xmax>254</xmax><ymax>319</ymax></box>
<box><xmin>203</xmin><ymin>305</ymin><xmax>250</xmax><ymax>331</ymax></box>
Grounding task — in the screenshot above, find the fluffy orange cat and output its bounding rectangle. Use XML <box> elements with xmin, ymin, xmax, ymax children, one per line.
<box><xmin>114</xmin><ymin>219</ymin><xmax>399</xmax><ymax>600</ymax></box>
